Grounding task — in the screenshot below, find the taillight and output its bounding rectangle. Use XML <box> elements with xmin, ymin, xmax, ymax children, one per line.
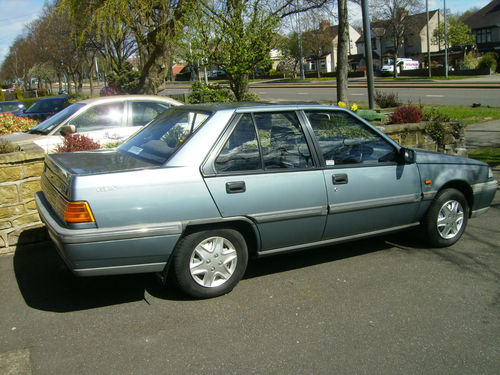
<box><xmin>64</xmin><ymin>201</ymin><xmax>95</xmax><ymax>223</ymax></box>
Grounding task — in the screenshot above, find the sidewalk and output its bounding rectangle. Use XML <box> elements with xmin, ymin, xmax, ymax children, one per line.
<box><xmin>465</xmin><ymin>119</ymin><xmax>500</xmax><ymax>149</ymax></box>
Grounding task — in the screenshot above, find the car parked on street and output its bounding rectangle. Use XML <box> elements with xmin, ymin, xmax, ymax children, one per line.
<box><xmin>35</xmin><ymin>103</ymin><xmax>498</xmax><ymax>298</ymax></box>
<box><xmin>16</xmin><ymin>96</ymin><xmax>69</xmax><ymax>121</ymax></box>
<box><xmin>0</xmin><ymin>100</ymin><xmax>26</xmax><ymax>115</ymax></box>
<box><xmin>2</xmin><ymin>95</ymin><xmax>182</xmax><ymax>152</ymax></box>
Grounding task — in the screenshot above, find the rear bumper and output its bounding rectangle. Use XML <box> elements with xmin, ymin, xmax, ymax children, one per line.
<box><xmin>35</xmin><ymin>192</ymin><xmax>183</xmax><ymax>276</ymax></box>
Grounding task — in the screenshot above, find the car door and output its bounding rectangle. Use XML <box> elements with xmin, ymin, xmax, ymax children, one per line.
<box><xmin>203</xmin><ymin>111</ymin><xmax>328</xmax><ymax>252</ymax></box>
<box><xmin>303</xmin><ymin>109</ymin><xmax>422</xmax><ymax>240</ymax></box>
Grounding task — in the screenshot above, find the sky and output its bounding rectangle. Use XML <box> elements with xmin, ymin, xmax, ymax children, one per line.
<box><xmin>0</xmin><ymin>0</ymin><xmax>494</xmax><ymax>66</ymax></box>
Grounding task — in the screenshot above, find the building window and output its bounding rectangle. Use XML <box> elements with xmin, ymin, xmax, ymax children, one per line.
<box><xmin>475</xmin><ymin>28</ymin><xmax>492</xmax><ymax>44</ymax></box>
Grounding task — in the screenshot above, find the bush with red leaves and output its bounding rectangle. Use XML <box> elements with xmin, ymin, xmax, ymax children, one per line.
<box><xmin>389</xmin><ymin>105</ymin><xmax>423</xmax><ymax>124</ymax></box>
<box><xmin>56</xmin><ymin>134</ymin><xmax>101</xmax><ymax>152</ymax></box>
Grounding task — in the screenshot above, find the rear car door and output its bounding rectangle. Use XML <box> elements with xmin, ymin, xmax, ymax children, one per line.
<box><xmin>203</xmin><ymin>111</ymin><xmax>328</xmax><ymax>252</ymax></box>
<box><xmin>303</xmin><ymin>109</ymin><xmax>422</xmax><ymax>240</ymax></box>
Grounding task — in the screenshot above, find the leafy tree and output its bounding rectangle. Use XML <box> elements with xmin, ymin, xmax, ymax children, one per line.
<box><xmin>432</xmin><ymin>16</ymin><xmax>474</xmax><ymax>48</ymax></box>
<box><xmin>371</xmin><ymin>0</ymin><xmax>423</xmax><ymax>77</ymax></box>
<box><xmin>194</xmin><ymin>0</ymin><xmax>328</xmax><ymax>100</ymax></box>
<box><xmin>61</xmin><ymin>0</ymin><xmax>196</xmax><ymax>94</ymax></box>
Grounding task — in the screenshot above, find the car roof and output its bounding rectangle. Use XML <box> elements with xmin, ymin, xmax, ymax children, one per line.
<box><xmin>179</xmin><ymin>102</ymin><xmax>339</xmax><ymax>112</ymax></box>
<box><xmin>78</xmin><ymin>95</ymin><xmax>183</xmax><ymax>106</ymax></box>
<box><xmin>37</xmin><ymin>96</ymin><xmax>68</xmax><ymax>101</ymax></box>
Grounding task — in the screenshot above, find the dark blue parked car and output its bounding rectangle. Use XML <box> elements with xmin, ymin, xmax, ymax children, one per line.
<box><xmin>17</xmin><ymin>96</ymin><xmax>69</xmax><ymax>121</ymax></box>
<box><xmin>0</xmin><ymin>100</ymin><xmax>26</xmax><ymax>115</ymax></box>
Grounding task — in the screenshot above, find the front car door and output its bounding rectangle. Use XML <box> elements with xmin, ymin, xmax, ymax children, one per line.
<box><xmin>303</xmin><ymin>109</ymin><xmax>422</xmax><ymax>240</ymax></box>
<box><xmin>203</xmin><ymin>110</ymin><xmax>328</xmax><ymax>252</ymax></box>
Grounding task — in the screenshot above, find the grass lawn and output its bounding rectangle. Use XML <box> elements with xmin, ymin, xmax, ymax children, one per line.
<box><xmin>468</xmin><ymin>147</ymin><xmax>500</xmax><ymax>167</ymax></box>
<box><xmin>420</xmin><ymin>104</ymin><xmax>500</xmax><ymax>124</ymax></box>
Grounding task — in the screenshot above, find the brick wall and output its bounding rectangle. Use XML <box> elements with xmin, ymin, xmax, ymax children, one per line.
<box><xmin>0</xmin><ymin>145</ymin><xmax>47</xmax><ymax>255</ymax></box>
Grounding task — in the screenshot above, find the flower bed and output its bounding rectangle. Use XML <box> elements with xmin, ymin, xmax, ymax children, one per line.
<box><xmin>0</xmin><ymin>113</ymin><xmax>38</xmax><ymax>136</ymax></box>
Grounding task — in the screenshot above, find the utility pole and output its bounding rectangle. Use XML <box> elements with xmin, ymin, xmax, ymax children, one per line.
<box><xmin>426</xmin><ymin>0</ymin><xmax>432</xmax><ymax>78</ymax></box>
<box><xmin>444</xmin><ymin>0</ymin><xmax>448</xmax><ymax>78</ymax></box>
<box><xmin>361</xmin><ymin>0</ymin><xmax>375</xmax><ymax>109</ymax></box>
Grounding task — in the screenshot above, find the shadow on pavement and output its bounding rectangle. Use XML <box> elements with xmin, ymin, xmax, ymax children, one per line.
<box><xmin>14</xmin><ymin>227</ymin><xmax>425</xmax><ymax>312</ymax></box>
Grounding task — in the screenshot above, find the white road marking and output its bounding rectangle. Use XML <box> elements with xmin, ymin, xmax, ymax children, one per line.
<box><xmin>351</xmin><ymin>93</ymin><xmax>364</xmax><ymax>96</ymax></box>
<box><xmin>296</xmin><ymin>92</ymin><xmax>310</xmax><ymax>95</ymax></box>
<box><xmin>426</xmin><ymin>95</ymin><xmax>444</xmax><ymax>97</ymax></box>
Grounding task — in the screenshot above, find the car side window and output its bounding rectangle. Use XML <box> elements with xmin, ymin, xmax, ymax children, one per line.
<box><xmin>305</xmin><ymin>110</ymin><xmax>397</xmax><ymax>166</ymax></box>
<box><xmin>69</xmin><ymin>102</ymin><xmax>125</xmax><ymax>132</ymax></box>
<box><xmin>254</xmin><ymin>112</ymin><xmax>313</xmax><ymax>169</ymax></box>
<box><xmin>131</xmin><ymin>101</ymin><xmax>170</xmax><ymax>126</ymax></box>
<box><xmin>215</xmin><ymin>114</ymin><xmax>261</xmax><ymax>172</ymax></box>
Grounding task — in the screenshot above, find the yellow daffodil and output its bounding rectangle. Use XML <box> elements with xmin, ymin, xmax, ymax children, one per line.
<box><xmin>337</xmin><ymin>101</ymin><xmax>346</xmax><ymax>108</ymax></box>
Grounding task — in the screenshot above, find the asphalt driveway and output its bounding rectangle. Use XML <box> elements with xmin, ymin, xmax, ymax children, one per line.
<box><xmin>1</xmin><ymin>186</ymin><xmax>499</xmax><ymax>374</ymax></box>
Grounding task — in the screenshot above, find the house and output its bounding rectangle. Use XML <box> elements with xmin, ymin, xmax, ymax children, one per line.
<box><xmin>302</xmin><ymin>21</ymin><xmax>361</xmax><ymax>74</ymax></box>
<box><xmin>464</xmin><ymin>0</ymin><xmax>500</xmax><ymax>52</ymax></box>
<box><xmin>356</xmin><ymin>10</ymin><xmax>442</xmax><ymax>69</ymax></box>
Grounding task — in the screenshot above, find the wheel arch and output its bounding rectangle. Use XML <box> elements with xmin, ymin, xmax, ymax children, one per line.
<box><xmin>182</xmin><ymin>218</ymin><xmax>260</xmax><ymax>257</ymax></box>
<box><xmin>437</xmin><ymin>180</ymin><xmax>473</xmax><ymax>216</ymax></box>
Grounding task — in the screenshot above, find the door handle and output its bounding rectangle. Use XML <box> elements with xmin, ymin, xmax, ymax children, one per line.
<box><xmin>332</xmin><ymin>174</ymin><xmax>348</xmax><ymax>185</ymax></box>
<box><xmin>226</xmin><ymin>181</ymin><xmax>246</xmax><ymax>194</ymax></box>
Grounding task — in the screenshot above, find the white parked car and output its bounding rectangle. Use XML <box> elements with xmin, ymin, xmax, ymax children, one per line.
<box><xmin>2</xmin><ymin>95</ymin><xmax>182</xmax><ymax>152</ymax></box>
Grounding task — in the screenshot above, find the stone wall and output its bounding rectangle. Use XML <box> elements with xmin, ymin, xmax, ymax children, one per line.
<box><xmin>0</xmin><ymin>145</ymin><xmax>47</xmax><ymax>255</ymax></box>
<box><xmin>377</xmin><ymin>122</ymin><xmax>467</xmax><ymax>157</ymax></box>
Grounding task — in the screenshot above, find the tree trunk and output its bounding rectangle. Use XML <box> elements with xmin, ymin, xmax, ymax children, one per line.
<box><xmin>337</xmin><ymin>0</ymin><xmax>349</xmax><ymax>104</ymax></box>
<box><xmin>316</xmin><ymin>57</ymin><xmax>321</xmax><ymax>78</ymax></box>
<box><xmin>229</xmin><ymin>73</ymin><xmax>249</xmax><ymax>101</ymax></box>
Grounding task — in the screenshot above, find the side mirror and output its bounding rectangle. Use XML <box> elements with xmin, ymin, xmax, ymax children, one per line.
<box><xmin>60</xmin><ymin>124</ymin><xmax>76</xmax><ymax>136</ymax></box>
<box><xmin>399</xmin><ymin>147</ymin><xmax>416</xmax><ymax>164</ymax></box>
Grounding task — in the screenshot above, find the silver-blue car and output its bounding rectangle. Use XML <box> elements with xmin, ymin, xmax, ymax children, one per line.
<box><xmin>36</xmin><ymin>104</ymin><xmax>498</xmax><ymax>298</ymax></box>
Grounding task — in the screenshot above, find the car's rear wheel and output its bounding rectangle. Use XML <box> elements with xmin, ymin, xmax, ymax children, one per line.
<box><xmin>171</xmin><ymin>228</ymin><xmax>248</xmax><ymax>298</ymax></box>
<box><xmin>423</xmin><ymin>188</ymin><xmax>468</xmax><ymax>247</ymax></box>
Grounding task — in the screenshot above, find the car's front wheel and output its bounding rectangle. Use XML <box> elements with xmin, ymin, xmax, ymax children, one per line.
<box><xmin>171</xmin><ymin>228</ymin><xmax>248</xmax><ymax>298</ymax></box>
<box><xmin>423</xmin><ymin>188</ymin><xmax>469</xmax><ymax>247</ymax></box>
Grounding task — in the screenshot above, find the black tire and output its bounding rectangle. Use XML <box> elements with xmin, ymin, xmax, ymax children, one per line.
<box><xmin>170</xmin><ymin>228</ymin><xmax>248</xmax><ymax>299</ymax></box>
<box><xmin>423</xmin><ymin>188</ymin><xmax>469</xmax><ymax>248</ymax></box>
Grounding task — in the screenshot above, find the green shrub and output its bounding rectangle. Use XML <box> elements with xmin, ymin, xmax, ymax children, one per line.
<box><xmin>241</xmin><ymin>92</ymin><xmax>261</xmax><ymax>101</ymax></box>
<box><xmin>107</xmin><ymin>61</ymin><xmax>141</xmax><ymax>94</ymax></box>
<box><xmin>375</xmin><ymin>91</ymin><xmax>401</xmax><ymax>108</ymax></box>
<box><xmin>478</xmin><ymin>52</ymin><xmax>498</xmax><ymax>72</ymax></box>
<box><xmin>0</xmin><ymin>89</ymin><xmax>5</xmax><ymax>102</ymax></box>
<box><xmin>16</xmin><ymin>86</ymin><xmax>23</xmax><ymax>100</ymax></box>
<box><xmin>422</xmin><ymin>107</ymin><xmax>452</xmax><ymax>122</ymax></box>
<box><xmin>461</xmin><ymin>52</ymin><xmax>479</xmax><ymax>70</ymax></box>
<box><xmin>0</xmin><ymin>113</ymin><xmax>38</xmax><ymax>135</ymax></box>
<box><xmin>188</xmin><ymin>82</ymin><xmax>235</xmax><ymax>103</ymax></box>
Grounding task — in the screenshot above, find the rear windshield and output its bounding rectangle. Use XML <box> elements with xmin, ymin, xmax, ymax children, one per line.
<box><xmin>118</xmin><ymin>108</ymin><xmax>211</xmax><ymax>164</ymax></box>
<box><xmin>25</xmin><ymin>98</ymin><xmax>67</xmax><ymax>113</ymax></box>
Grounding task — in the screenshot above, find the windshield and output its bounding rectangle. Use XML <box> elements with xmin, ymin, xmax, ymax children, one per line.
<box><xmin>118</xmin><ymin>108</ymin><xmax>211</xmax><ymax>164</ymax></box>
<box><xmin>28</xmin><ymin>103</ymin><xmax>85</xmax><ymax>135</ymax></box>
